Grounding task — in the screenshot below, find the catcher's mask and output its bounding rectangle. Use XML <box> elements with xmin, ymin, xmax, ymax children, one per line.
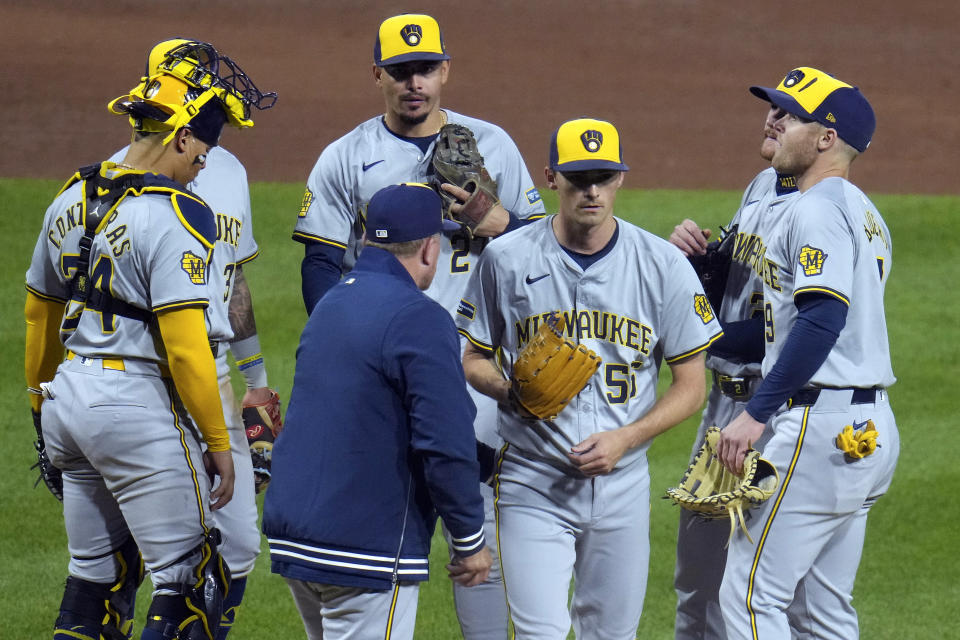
<box><xmin>109</xmin><ymin>39</ymin><xmax>277</xmax><ymax>145</ymax></box>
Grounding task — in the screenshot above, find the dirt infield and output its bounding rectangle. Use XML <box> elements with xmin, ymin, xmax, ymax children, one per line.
<box><xmin>2</xmin><ymin>0</ymin><xmax>956</xmax><ymax>194</ymax></box>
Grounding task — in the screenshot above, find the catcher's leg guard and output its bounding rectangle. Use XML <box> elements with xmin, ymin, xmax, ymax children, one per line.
<box><xmin>215</xmin><ymin>577</ymin><xmax>246</xmax><ymax>640</ymax></box>
<box><xmin>54</xmin><ymin>536</ymin><xmax>145</xmax><ymax>640</ymax></box>
<box><xmin>143</xmin><ymin>530</ymin><xmax>231</xmax><ymax>640</ymax></box>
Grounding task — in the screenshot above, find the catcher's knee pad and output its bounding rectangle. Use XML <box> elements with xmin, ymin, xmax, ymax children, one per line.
<box><xmin>144</xmin><ymin>529</ymin><xmax>232</xmax><ymax>640</ymax></box>
<box><xmin>55</xmin><ymin>536</ymin><xmax>145</xmax><ymax>640</ymax></box>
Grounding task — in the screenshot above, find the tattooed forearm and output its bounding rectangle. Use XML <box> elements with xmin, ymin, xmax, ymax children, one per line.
<box><xmin>228</xmin><ymin>266</ymin><xmax>259</xmax><ymax>341</ymax></box>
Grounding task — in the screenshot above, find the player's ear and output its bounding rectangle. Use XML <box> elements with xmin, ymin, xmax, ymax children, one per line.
<box><xmin>817</xmin><ymin>127</ymin><xmax>838</xmax><ymax>153</ymax></box>
<box><xmin>439</xmin><ymin>60</ymin><xmax>450</xmax><ymax>85</ymax></box>
<box><xmin>545</xmin><ymin>167</ymin><xmax>558</xmax><ymax>191</ymax></box>
<box><xmin>373</xmin><ymin>65</ymin><xmax>383</xmax><ymax>86</ymax></box>
<box><xmin>174</xmin><ymin>128</ymin><xmax>191</xmax><ymax>154</ymax></box>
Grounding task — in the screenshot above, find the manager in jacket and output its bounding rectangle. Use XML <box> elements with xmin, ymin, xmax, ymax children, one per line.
<box><xmin>262</xmin><ymin>183</ymin><xmax>492</xmax><ymax>639</ymax></box>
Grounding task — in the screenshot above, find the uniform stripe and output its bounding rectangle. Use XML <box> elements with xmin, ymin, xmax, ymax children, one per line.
<box><xmin>491</xmin><ymin>443</ymin><xmax>514</xmax><ymax>633</ymax></box>
<box><xmin>745</xmin><ymin>405</ymin><xmax>810</xmax><ymax>639</ymax></box>
<box><xmin>384</xmin><ymin>581</ymin><xmax>402</xmax><ymax>639</ymax></box>
<box><xmin>152</xmin><ymin>299</ymin><xmax>209</xmax><ymax>313</ymax></box>
<box><xmin>458</xmin><ymin>328</ymin><xmax>494</xmax><ymax>352</ymax></box>
<box><xmin>236</xmin><ymin>249</ymin><xmax>260</xmax><ymax>265</ymax></box>
<box><xmin>25</xmin><ymin>284</ymin><xmax>68</xmax><ymax>303</ymax></box>
<box><xmin>291</xmin><ymin>231</ymin><xmax>348</xmax><ymax>250</ymax></box>
<box><xmin>665</xmin><ymin>329</ymin><xmax>725</xmax><ymax>363</ymax></box>
<box><xmin>794</xmin><ymin>286</ymin><xmax>849</xmax><ymax>306</ymax></box>
<box><xmin>166</xmin><ymin>382</ymin><xmax>210</xmax><ymax>535</ymax></box>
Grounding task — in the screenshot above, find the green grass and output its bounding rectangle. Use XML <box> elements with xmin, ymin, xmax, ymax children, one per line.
<box><xmin>5</xmin><ymin>177</ymin><xmax>958</xmax><ymax>638</ymax></box>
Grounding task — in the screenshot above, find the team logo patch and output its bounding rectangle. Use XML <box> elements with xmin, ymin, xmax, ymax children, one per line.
<box><xmin>401</xmin><ymin>24</ymin><xmax>423</xmax><ymax>46</ymax></box>
<box><xmin>526</xmin><ymin>187</ymin><xmax>542</xmax><ymax>204</ymax></box>
<box><xmin>580</xmin><ymin>130</ymin><xmax>603</xmax><ymax>153</ymax></box>
<box><xmin>180</xmin><ymin>251</ymin><xmax>206</xmax><ymax>284</ymax></box>
<box><xmin>783</xmin><ymin>68</ymin><xmax>805</xmax><ymax>88</ymax></box>
<box><xmin>693</xmin><ymin>294</ymin><xmax>714</xmax><ymax>324</ymax></box>
<box><xmin>798</xmin><ymin>245</ymin><xmax>827</xmax><ymax>276</ymax></box>
<box><xmin>375</xmin><ymin>228</ymin><xmax>388</xmax><ymax>238</ymax></box>
<box><xmin>457</xmin><ymin>299</ymin><xmax>476</xmax><ymax>321</ymax></box>
<box><xmin>298</xmin><ymin>188</ymin><xmax>314</xmax><ymax>218</ymax></box>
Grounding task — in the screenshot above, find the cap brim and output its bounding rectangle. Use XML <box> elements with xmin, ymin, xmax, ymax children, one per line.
<box><xmin>749</xmin><ymin>85</ymin><xmax>813</xmax><ymax>120</ymax></box>
<box><xmin>552</xmin><ymin>159</ymin><xmax>629</xmax><ymax>172</ymax></box>
<box><xmin>377</xmin><ymin>52</ymin><xmax>450</xmax><ymax>66</ymax></box>
<box><xmin>441</xmin><ymin>218</ymin><xmax>462</xmax><ymax>232</ymax></box>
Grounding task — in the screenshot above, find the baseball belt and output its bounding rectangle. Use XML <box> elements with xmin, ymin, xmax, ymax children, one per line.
<box><xmin>787</xmin><ymin>387</ymin><xmax>879</xmax><ymax>408</ymax></box>
<box><xmin>66</xmin><ymin>351</ymin><xmax>171</xmax><ymax>378</ymax></box>
<box><xmin>712</xmin><ymin>371</ymin><xmax>760</xmax><ymax>401</ymax></box>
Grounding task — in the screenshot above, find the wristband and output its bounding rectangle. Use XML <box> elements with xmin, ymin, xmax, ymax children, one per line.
<box><xmin>231</xmin><ymin>335</ymin><xmax>268</xmax><ymax>389</ymax></box>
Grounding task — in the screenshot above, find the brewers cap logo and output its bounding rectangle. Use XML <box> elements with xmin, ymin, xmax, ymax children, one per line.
<box><xmin>180</xmin><ymin>251</ymin><xmax>207</xmax><ymax>284</ymax></box>
<box><xmin>401</xmin><ymin>24</ymin><xmax>423</xmax><ymax>46</ymax></box>
<box><xmin>693</xmin><ymin>294</ymin><xmax>715</xmax><ymax>324</ymax></box>
<box><xmin>298</xmin><ymin>188</ymin><xmax>313</xmax><ymax>218</ymax></box>
<box><xmin>782</xmin><ymin>69</ymin><xmax>806</xmax><ymax>88</ymax></box>
<box><xmin>581</xmin><ymin>130</ymin><xmax>603</xmax><ymax>153</ymax></box>
<box><xmin>798</xmin><ymin>245</ymin><xmax>827</xmax><ymax>276</ymax></box>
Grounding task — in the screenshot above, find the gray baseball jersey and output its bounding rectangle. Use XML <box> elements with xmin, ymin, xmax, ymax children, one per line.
<box><xmin>292</xmin><ymin>109</ymin><xmax>545</xmax><ymax>314</ymax></box>
<box><xmin>456</xmin><ymin>216</ymin><xmax>723</xmax><ymax>470</ymax></box>
<box><xmin>719</xmin><ymin>176</ymin><xmax>899</xmax><ymax>639</ymax></box>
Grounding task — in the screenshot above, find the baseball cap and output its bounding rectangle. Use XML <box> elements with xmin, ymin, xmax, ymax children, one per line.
<box><xmin>549</xmin><ymin>118</ymin><xmax>629</xmax><ymax>172</ymax></box>
<box><xmin>366</xmin><ymin>183</ymin><xmax>460</xmax><ymax>243</ymax></box>
<box><xmin>374</xmin><ymin>14</ymin><xmax>449</xmax><ymax>66</ymax></box>
<box><xmin>750</xmin><ymin>67</ymin><xmax>876</xmax><ymax>152</ymax></box>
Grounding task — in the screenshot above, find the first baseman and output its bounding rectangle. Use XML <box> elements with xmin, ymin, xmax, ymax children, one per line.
<box><xmin>669</xmin><ymin>103</ymin><xmax>799</xmax><ymax>639</ymax></box>
<box><xmin>292</xmin><ymin>13</ymin><xmax>544</xmax><ymax>639</ymax></box>
<box><xmin>457</xmin><ymin>118</ymin><xmax>723</xmax><ymax>639</ymax></box>
<box><xmin>23</xmin><ymin>49</ymin><xmax>270</xmax><ymax>638</ymax></box>
<box><xmin>108</xmin><ymin>38</ymin><xmax>281</xmax><ymax>639</ymax></box>
<box><xmin>716</xmin><ymin>68</ymin><xmax>900</xmax><ymax>639</ymax></box>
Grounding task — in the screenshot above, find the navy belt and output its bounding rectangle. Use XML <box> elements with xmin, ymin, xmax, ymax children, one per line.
<box><xmin>712</xmin><ymin>371</ymin><xmax>758</xmax><ymax>400</ymax></box>
<box><xmin>788</xmin><ymin>387</ymin><xmax>878</xmax><ymax>408</ymax></box>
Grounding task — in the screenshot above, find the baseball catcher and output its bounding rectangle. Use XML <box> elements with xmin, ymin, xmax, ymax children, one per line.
<box><xmin>666</xmin><ymin>427</ymin><xmax>779</xmax><ymax>545</ymax></box>
<box><xmin>243</xmin><ymin>390</ymin><xmax>283</xmax><ymax>493</ymax></box>
<box><xmin>510</xmin><ymin>313</ymin><xmax>602</xmax><ymax>420</ymax></box>
<box><xmin>431</xmin><ymin>123</ymin><xmax>501</xmax><ymax>236</ymax></box>
<box><xmin>688</xmin><ymin>223</ymin><xmax>739</xmax><ymax>313</ymax></box>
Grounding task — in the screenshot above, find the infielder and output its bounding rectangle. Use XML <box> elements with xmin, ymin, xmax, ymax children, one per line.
<box><xmin>669</xmin><ymin>104</ymin><xmax>799</xmax><ymax>639</ymax></box>
<box><xmin>24</xmin><ymin>48</ymin><xmax>271</xmax><ymax>639</ymax></box>
<box><xmin>457</xmin><ymin>118</ymin><xmax>723</xmax><ymax>639</ymax></box>
<box><xmin>716</xmin><ymin>68</ymin><xmax>900</xmax><ymax>639</ymax></box>
<box><xmin>292</xmin><ymin>13</ymin><xmax>544</xmax><ymax>639</ymax></box>
<box><xmin>108</xmin><ymin>39</ymin><xmax>281</xmax><ymax>639</ymax></box>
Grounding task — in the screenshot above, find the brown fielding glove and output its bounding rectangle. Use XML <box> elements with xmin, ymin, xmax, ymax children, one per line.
<box><xmin>431</xmin><ymin>123</ymin><xmax>500</xmax><ymax>234</ymax></box>
<box><xmin>665</xmin><ymin>427</ymin><xmax>779</xmax><ymax>545</ymax></box>
<box><xmin>510</xmin><ymin>313</ymin><xmax>602</xmax><ymax>420</ymax></box>
<box><xmin>243</xmin><ymin>389</ymin><xmax>282</xmax><ymax>494</ymax></box>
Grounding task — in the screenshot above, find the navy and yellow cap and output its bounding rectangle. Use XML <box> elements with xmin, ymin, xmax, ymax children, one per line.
<box><xmin>374</xmin><ymin>14</ymin><xmax>449</xmax><ymax>66</ymax></box>
<box><xmin>750</xmin><ymin>67</ymin><xmax>875</xmax><ymax>152</ymax></box>
<box><xmin>366</xmin><ymin>183</ymin><xmax>460</xmax><ymax>243</ymax></box>
<box><xmin>549</xmin><ymin>118</ymin><xmax>629</xmax><ymax>172</ymax></box>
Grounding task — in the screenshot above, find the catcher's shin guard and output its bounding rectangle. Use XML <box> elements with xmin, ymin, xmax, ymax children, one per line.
<box><xmin>143</xmin><ymin>529</ymin><xmax>231</xmax><ymax>640</ymax></box>
<box><xmin>215</xmin><ymin>577</ymin><xmax>247</xmax><ymax>639</ymax></box>
<box><xmin>54</xmin><ymin>536</ymin><xmax>145</xmax><ymax>640</ymax></box>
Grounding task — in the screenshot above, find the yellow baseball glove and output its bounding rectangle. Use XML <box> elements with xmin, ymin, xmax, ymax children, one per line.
<box><xmin>510</xmin><ymin>313</ymin><xmax>601</xmax><ymax>420</ymax></box>
<box><xmin>665</xmin><ymin>427</ymin><xmax>780</xmax><ymax>545</ymax></box>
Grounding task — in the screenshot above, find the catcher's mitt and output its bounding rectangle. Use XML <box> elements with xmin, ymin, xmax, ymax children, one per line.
<box><xmin>510</xmin><ymin>313</ymin><xmax>601</xmax><ymax>420</ymax></box>
<box><xmin>31</xmin><ymin>409</ymin><xmax>63</xmax><ymax>502</ymax></box>
<box><xmin>243</xmin><ymin>389</ymin><xmax>283</xmax><ymax>494</ymax></box>
<box><xmin>688</xmin><ymin>223</ymin><xmax>738</xmax><ymax>312</ymax></box>
<box><xmin>431</xmin><ymin>123</ymin><xmax>500</xmax><ymax>234</ymax></box>
<box><xmin>665</xmin><ymin>427</ymin><xmax>779</xmax><ymax>545</ymax></box>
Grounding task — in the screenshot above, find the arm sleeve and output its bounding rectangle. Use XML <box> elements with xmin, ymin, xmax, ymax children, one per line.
<box><xmin>24</xmin><ymin>292</ymin><xmax>65</xmax><ymax>413</ymax></box>
<box><xmin>744</xmin><ymin>293</ymin><xmax>848</xmax><ymax>422</ymax></box>
<box><xmin>301</xmin><ymin>242</ymin><xmax>346</xmax><ymax>313</ymax></box>
<box><xmin>157</xmin><ymin>307</ymin><xmax>229</xmax><ymax>452</ymax></box>
<box><xmin>388</xmin><ymin>301</ymin><xmax>485</xmax><ymax>556</ymax></box>
<box><xmin>708</xmin><ymin>315</ymin><xmax>765</xmax><ymax>363</ymax></box>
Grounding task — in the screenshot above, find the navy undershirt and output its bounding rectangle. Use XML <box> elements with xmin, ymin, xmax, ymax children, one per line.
<box><xmin>560</xmin><ymin>222</ymin><xmax>620</xmax><ymax>269</ymax></box>
<box><xmin>744</xmin><ymin>293</ymin><xmax>848</xmax><ymax>423</ymax></box>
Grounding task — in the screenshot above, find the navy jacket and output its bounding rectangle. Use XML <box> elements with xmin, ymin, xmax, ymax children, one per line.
<box><xmin>262</xmin><ymin>247</ymin><xmax>485</xmax><ymax>590</ymax></box>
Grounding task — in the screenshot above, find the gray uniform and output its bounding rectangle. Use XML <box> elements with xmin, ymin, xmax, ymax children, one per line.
<box><xmin>674</xmin><ymin>168</ymin><xmax>797</xmax><ymax>639</ymax></box>
<box><xmin>110</xmin><ymin>145</ymin><xmax>263</xmax><ymax>578</ymax></box>
<box><xmin>457</xmin><ymin>216</ymin><xmax>723</xmax><ymax>639</ymax></box>
<box><xmin>26</xmin><ymin>167</ymin><xmax>224</xmax><ymax>590</ymax></box>
<box><xmin>294</xmin><ymin>109</ymin><xmax>544</xmax><ymax>639</ymax></box>
<box><xmin>718</xmin><ymin>177</ymin><xmax>900</xmax><ymax>639</ymax></box>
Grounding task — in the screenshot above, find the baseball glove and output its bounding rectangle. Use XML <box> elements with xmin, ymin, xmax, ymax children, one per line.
<box><xmin>510</xmin><ymin>313</ymin><xmax>602</xmax><ymax>420</ymax></box>
<box><xmin>665</xmin><ymin>427</ymin><xmax>779</xmax><ymax>545</ymax></box>
<box><xmin>431</xmin><ymin>123</ymin><xmax>500</xmax><ymax>234</ymax></box>
<box><xmin>688</xmin><ymin>223</ymin><xmax>738</xmax><ymax>312</ymax></box>
<box><xmin>31</xmin><ymin>409</ymin><xmax>63</xmax><ymax>502</ymax></box>
<box><xmin>243</xmin><ymin>389</ymin><xmax>283</xmax><ymax>494</ymax></box>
